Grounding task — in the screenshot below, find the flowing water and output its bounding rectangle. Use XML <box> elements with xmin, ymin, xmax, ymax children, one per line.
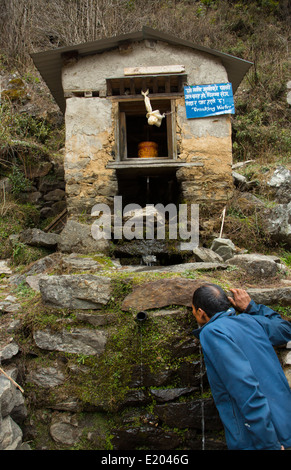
<box><xmin>135</xmin><ymin>312</ymin><xmax>148</xmax><ymax>385</ymax></box>
<box><xmin>140</xmin><ymin>326</ymin><xmax>143</xmax><ymax>385</ymax></box>
<box><xmin>199</xmin><ymin>337</ymin><xmax>206</xmax><ymax>450</ymax></box>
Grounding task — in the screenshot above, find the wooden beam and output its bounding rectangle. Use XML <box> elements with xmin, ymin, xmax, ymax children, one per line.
<box><xmin>124</xmin><ymin>65</ymin><xmax>185</xmax><ymax>76</ymax></box>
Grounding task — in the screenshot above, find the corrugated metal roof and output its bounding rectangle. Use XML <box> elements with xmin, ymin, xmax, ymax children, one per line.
<box><xmin>31</xmin><ymin>26</ymin><xmax>253</xmax><ymax>114</ymax></box>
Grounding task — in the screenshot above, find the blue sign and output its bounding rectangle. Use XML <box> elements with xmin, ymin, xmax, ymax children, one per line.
<box><xmin>184</xmin><ymin>82</ymin><xmax>235</xmax><ymax>119</ymax></box>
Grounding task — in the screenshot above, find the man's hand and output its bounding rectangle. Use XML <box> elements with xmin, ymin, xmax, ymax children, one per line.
<box><xmin>228</xmin><ymin>288</ymin><xmax>251</xmax><ymax>312</ymax></box>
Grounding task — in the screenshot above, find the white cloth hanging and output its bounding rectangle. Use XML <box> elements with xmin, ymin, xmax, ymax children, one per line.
<box><xmin>141</xmin><ymin>89</ymin><xmax>165</xmax><ymax>127</ymax></box>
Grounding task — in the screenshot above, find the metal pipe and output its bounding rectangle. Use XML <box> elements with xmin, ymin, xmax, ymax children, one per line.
<box><xmin>135</xmin><ymin>311</ymin><xmax>148</xmax><ymax>324</ymax></box>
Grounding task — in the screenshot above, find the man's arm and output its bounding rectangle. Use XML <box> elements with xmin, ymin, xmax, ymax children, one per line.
<box><xmin>228</xmin><ymin>288</ymin><xmax>291</xmax><ymax>345</ymax></box>
<box><xmin>228</xmin><ymin>288</ymin><xmax>251</xmax><ymax>312</ymax></box>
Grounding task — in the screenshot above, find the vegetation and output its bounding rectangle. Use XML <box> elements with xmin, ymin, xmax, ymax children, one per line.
<box><xmin>0</xmin><ymin>2</ymin><xmax>290</xmax><ymax>450</ymax></box>
<box><xmin>0</xmin><ymin>0</ymin><xmax>290</xmax><ymax>163</ymax></box>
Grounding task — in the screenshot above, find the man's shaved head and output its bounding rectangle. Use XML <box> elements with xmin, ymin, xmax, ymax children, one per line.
<box><xmin>192</xmin><ymin>283</ymin><xmax>231</xmax><ymax>318</ymax></box>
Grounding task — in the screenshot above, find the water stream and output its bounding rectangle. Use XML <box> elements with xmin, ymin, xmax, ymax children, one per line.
<box><xmin>140</xmin><ymin>326</ymin><xmax>143</xmax><ymax>385</ymax></box>
<box><xmin>135</xmin><ymin>312</ymin><xmax>147</xmax><ymax>385</ymax></box>
<box><xmin>198</xmin><ymin>330</ymin><xmax>206</xmax><ymax>450</ymax></box>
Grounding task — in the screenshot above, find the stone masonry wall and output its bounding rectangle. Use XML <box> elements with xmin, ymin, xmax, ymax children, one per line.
<box><xmin>176</xmin><ymin>98</ymin><xmax>233</xmax><ymax>203</ymax></box>
<box><xmin>63</xmin><ymin>40</ymin><xmax>233</xmax><ymax>215</ymax></box>
<box><xmin>64</xmin><ymin>97</ymin><xmax>118</xmax><ymax>214</ymax></box>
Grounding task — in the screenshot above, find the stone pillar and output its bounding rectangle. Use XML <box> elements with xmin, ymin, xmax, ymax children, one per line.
<box><xmin>64</xmin><ymin>97</ymin><xmax>118</xmax><ymax>216</ymax></box>
<box><xmin>176</xmin><ymin>99</ymin><xmax>234</xmax><ymax>205</ymax></box>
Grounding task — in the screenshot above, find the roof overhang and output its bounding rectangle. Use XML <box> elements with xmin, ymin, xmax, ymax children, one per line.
<box><xmin>30</xmin><ymin>26</ymin><xmax>253</xmax><ymax>114</ymax></box>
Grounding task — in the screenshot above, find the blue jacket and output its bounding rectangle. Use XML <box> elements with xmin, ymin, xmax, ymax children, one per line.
<box><xmin>193</xmin><ymin>300</ymin><xmax>291</xmax><ymax>450</ymax></box>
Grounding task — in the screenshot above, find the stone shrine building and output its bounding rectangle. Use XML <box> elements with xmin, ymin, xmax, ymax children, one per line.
<box><xmin>32</xmin><ymin>27</ymin><xmax>252</xmax><ymax>217</ymax></box>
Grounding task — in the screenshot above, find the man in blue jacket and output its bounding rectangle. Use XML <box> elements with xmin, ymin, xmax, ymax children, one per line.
<box><xmin>192</xmin><ymin>283</ymin><xmax>291</xmax><ymax>450</ymax></box>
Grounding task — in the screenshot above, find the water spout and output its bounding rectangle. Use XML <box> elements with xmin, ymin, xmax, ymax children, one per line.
<box><xmin>142</xmin><ymin>255</ymin><xmax>157</xmax><ymax>266</ymax></box>
<box><xmin>135</xmin><ymin>311</ymin><xmax>148</xmax><ymax>324</ymax></box>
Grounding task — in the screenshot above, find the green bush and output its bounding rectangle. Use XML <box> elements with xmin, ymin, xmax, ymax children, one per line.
<box><xmin>8</xmin><ymin>166</ymin><xmax>32</xmax><ymax>195</ymax></box>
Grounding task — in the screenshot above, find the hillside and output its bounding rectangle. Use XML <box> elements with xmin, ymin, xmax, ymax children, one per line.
<box><xmin>0</xmin><ymin>0</ymin><xmax>290</xmax><ymax>259</ymax></box>
<box><xmin>0</xmin><ymin>1</ymin><xmax>291</xmax><ymax>452</ymax></box>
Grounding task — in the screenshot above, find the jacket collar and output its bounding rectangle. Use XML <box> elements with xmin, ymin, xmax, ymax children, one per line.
<box><xmin>192</xmin><ymin>307</ymin><xmax>236</xmax><ymax>339</ymax></box>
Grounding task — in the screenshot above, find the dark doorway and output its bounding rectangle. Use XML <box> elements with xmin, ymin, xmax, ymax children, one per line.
<box><xmin>117</xmin><ymin>169</ymin><xmax>180</xmax><ymax>208</ymax></box>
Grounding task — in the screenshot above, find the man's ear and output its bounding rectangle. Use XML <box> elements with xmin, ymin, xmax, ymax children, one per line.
<box><xmin>192</xmin><ymin>306</ymin><xmax>210</xmax><ymax>325</ymax></box>
<box><xmin>197</xmin><ymin>308</ymin><xmax>208</xmax><ymax>323</ymax></box>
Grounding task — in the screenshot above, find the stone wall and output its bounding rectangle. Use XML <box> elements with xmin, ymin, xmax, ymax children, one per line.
<box><xmin>1</xmin><ymin>252</ymin><xmax>291</xmax><ymax>450</ymax></box>
<box><xmin>176</xmin><ymin>99</ymin><xmax>233</xmax><ymax>203</ymax></box>
<box><xmin>0</xmin><ymin>367</ymin><xmax>29</xmax><ymax>450</ymax></box>
<box><xmin>64</xmin><ymin>97</ymin><xmax>117</xmax><ymax>214</ymax></box>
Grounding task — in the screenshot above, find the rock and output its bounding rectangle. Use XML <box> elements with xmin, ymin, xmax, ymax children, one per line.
<box><xmin>268</xmin><ymin>166</ymin><xmax>291</xmax><ymax>188</ymax></box>
<box><xmin>0</xmin><ymin>177</ymin><xmax>12</xmax><ymax>193</ymax></box>
<box><xmin>39</xmin><ymin>274</ymin><xmax>112</xmax><ymax>309</ymax></box>
<box><xmin>75</xmin><ymin>312</ymin><xmax>117</xmax><ymax>327</ymax></box>
<box><xmin>232</xmin><ymin>171</ymin><xmax>257</xmax><ymax>190</ymax></box>
<box><xmin>10</xmin><ymin>252</ymin><xmax>61</xmax><ymax>286</ymax></box>
<box><xmin>122</xmin><ymin>278</ymin><xmax>204</xmax><ymax>311</ymax></box>
<box><xmin>49</xmin><ymin>398</ymin><xmax>81</xmax><ymax>412</ymax></box>
<box><xmin>283</xmin><ymin>351</ymin><xmax>291</xmax><ymax>366</ymax></box>
<box><xmin>58</xmin><ymin>219</ymin><xmax>110</xmax><ymax>254</ymax></box>
<box><xmin>154</xmin><ymin>398</ymin><xmax>222</xmax><ymax>430</ymax></box>
<box><xmin>119</xmin><ymin>389</ymin><xmax>151</xmax><ymax>409</ymax></box>
<box><xmin>284</xmin><ymin>368</ymin><xmax>291</xmax><ymax>388</ymax></box>
<box><xmin>0</xmin><ymin>367</ymin><xmax>28</xmax><ymax>450</ymax></box>
<box><xmin>192</xmin><ymin>247</ymin><xmax>224</xmax><ymax>263</ymax></box>
<box><xmin>43</xmin><ymin>189</ymin><xmax>65</xmax><ymax>202</ymax></box>
<box><xmin>0</xmin><ymin>294</ymin><xmax>22</xmax><ymax>313</ymax></box>
<box><xmin>210</xmin><ymin>238</ymin><xmax>235</xmax><ymax>261</ymax></box>
<box><xmin>40</xmin><ymin>207</ymin><xmax>55</xmax><ymax>219</ymax></box>
<box><xmin>150</xmin><ymin>387</ymin><xmax>198</xmax><ymax>403</ymax></box>
<box><xmin>28</xmin><ymin>253</ymin><xmax>62</xmax><ymax>272</ymax></box>
<box><xmin>0</xmin><ymin>342</ymin><xmax>19</xmax><ymax>361</ymax></box>
<box><xmin>232</xmin><ymin>160</ymin><xmax>255</xmax><ymax>170</ymax></box>
<box><xmin>0</xmin><ymin>373</ymin><xmax>18</xmax><ymax>417</ymax></box>
<box><xmin>0</xmin><ymin>260</ymin><xmax>12</xmax><ymax>275</ymax></box>
<box><xmin>7</xmin><ymin>320</ymin><xmax>22</xmax><ymax>334</ymax></box>
<box><xmin>19</xmin><ymin>228</ymin><xmax>60</xmax><ymax>248</ymax></box>
<box><xmin>232</xmin><ymin>171</ymin><xmax>247</xmax><ymax>187</ymax></box>
<box><xmin>51</xmin><ymin>200</ymin><xmax>67</xmax><ymax>215</ymax></box>
<box><xmin>268</xmin><ymin>166</ymin><xmax>291</xmax><ymax>204</ymax></box>
<box><xmin>142</xmin><ymin>255</ymin><xmax>157</xmax><ymax>266</ymax></box>
<box><xmin>4</xmin><ymin>295</ymin><xmax>17</xmax><ymax>303</ymax></box>
<box><xmin>0</xmin><ymin>301</ymin><xmax>13</xmax><ymax>313</ymax></box>
<box><xmin>33</xmin><ymin>327</ymin><xmax>107</xmax><ymax>356</ymax></box>
<box><xmin>227</xmin><ymin>253</ymin><xmax>280</xmax><ymax>278</ymax></box>
<box><xmin>129</xmin><ymin>365</ymin><xmax>175</xmax><ymax>388</ymax></box>
<box><xmin>4</xmin><ymin>303</ymin><xmax>21</xmax><ymax>314</ymax></box>
<box><xmin>123</xmin><ymin>205</ymin><xmax>166</xmax><ymax>225</ymax></box>
<box><xmin>24</xmin><ymin>191</ymin><xmax>42</xmax><ymax>205</ymax></box>
<box><xmin>39</xmin><ymin>177</ymin><xmax>65</xmax><ymax>193</ymax></box>
<box><xmin>265</xmin><ymin>202</ymin><xmax>291</xmax><ymax>247</ymax></box>
<box><xmin>246</xmin><ymin>287</ymin><xmax>291</xmax><ymax>306</ymax></box>
<box><xmin>0</xmin><ymin>416</ymin><xmax>23</xmax><ymax>450</ymax></box>
<box><xmin>27</xmin><ymin>162</ymin><xmax>53</xmax><ymax>179</ymax></box>
<box><xmin>50</xmin><ymin>412</ymin><xmax>82</xmax><ymax>446</ymax></box>
<box><xmin>62</xmin><ymin>253</ymin><xmax>102</xmax><ymax>272</ymax></box>
<box><xmin>112</xmin><ymin>425</ymin><xmax>181</xmax><ymax>451</ymax></box>
<box><xmin>26</xmin><ymin>366</ymin><xmax>65</xmax><ymax>388</ymax></box>
<box><xmin>129</xmin><ymin>262</ymin><xmax>226</xmax><ymax>273</ymax></box>
<box><xmin>26</xmin><ymin>274</ymin><xmax>50</xmax><ymax>292</ymax></box>
<box><xmin>10</xmin><ymin>389</ymin><xmax>27</xmax><ymax>424</ymax></box>
<box><xmin>114</xmin><ymin>239</ymin><xmax>172</xmax><ymax>257</ymax></box>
